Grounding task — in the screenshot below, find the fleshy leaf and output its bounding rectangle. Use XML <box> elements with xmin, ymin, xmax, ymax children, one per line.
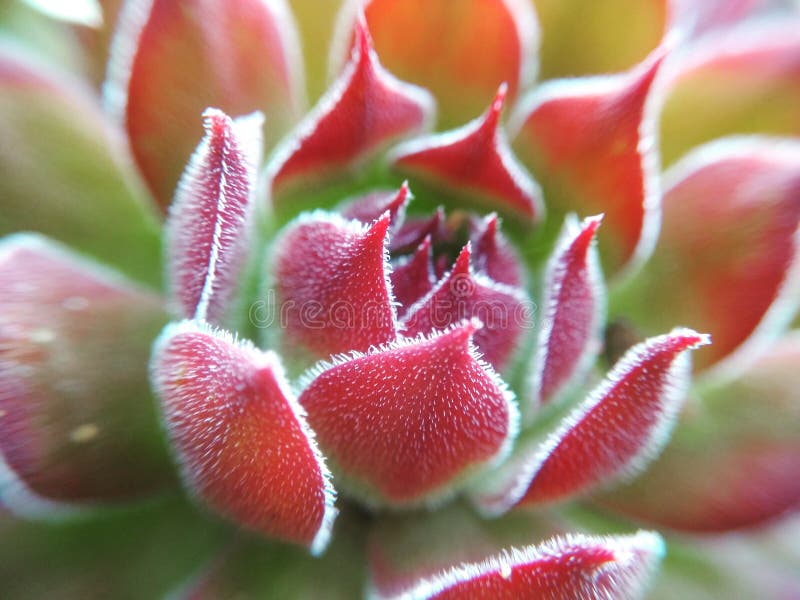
<box><xmin>530</xmin><ymin>215</ymin><xmax>605</xmax><ymax>409</ymax></box>
<box><xmin>511</xmin><ymin>45</ymin><xmax>666</xmax><ymax>276</ymax></box>
<box><xmin>332</xmin><ymin>0</ymin><xmax>539</xmax><ymax>129</ymax></box>
<box><xmin>273</xmin><ymin>211</ymin><xmax>397</xmax><ymax>357</ymax></box>
<box><xmin>0</xmin><ymin>46</ymin><xmax>161</xmax><ymax>287</ymax></box>
<box><xmin>401</xmin><ymin>244</ymin><xmax>531</xmax><ymax>371</ymax></box>
<box><xmin>372</xmin><ymin>531</ymin><xmax>664</xmax><ymax>600</ymax></box>
<box><xmin>611</xmin><ymin>137</ymin><xmax>800</xmax><ymax>374</ymax></box>
<box><xmin>0</xmin><ymin>235</ymin><xmax>172</xmax><ymax>513</ymax></box>
<box><xmin>150</xmin><ymin>320</ymin><xmax>337</xmax><ymax>554</ymax></box>
<box><xmin>391</xmin><ymin>236</ymin><xmax>435</xmax><ymax>317</ymax></box>
<box><xmin>474</xmin><ymin>330</ymin><xmax>709</xmax><ymax>514</ymax></box>
<box><xmin>105</xmin><ymin>0</ymin><xmax>303</xmax><ymax>209</ymax></box>
<box><xmin>340</xmin><ymin>181</ymin><xmax>410</xmax><ymax>230</ymax></box>
<box><xmin>392</xmin><ymin>85</ymin><xmax>543</xmax><ymax>223</ymax></box>
<box><xmin>299</xmin><ymin>319</ymin><xmax>518</xmax><ymax>506</ymax></box>
<box><xmin>391</xmin><ymin>208</ymin><xmax>445</xmax><ymax>254</ymax></box>
<box><xmin>267</xmin><ymin>19</ymin><xmax>434</xmax><ymax>203</ymax></box>
<box><xmin>660</xmin><ymin>20</ymin><xmax>800</xmax><ymax>166</ymax></box>
<box><xmin>534</xmin><ymin>0</ymin><xmax>667</xmax><ymax>79</ymax></box>
<box><xmin>166</xmin><ymin>108</ymin><xmax>262</xmax><ymax>324</ymax></box>
<box><xmin>597</xmin><ymin>331</ymin><xmax>800</xmax><ymax>532</ymax></box>
<box><xmin>471</xmin><ymin>214</ymin><xmax>523</xmax><ymax>288</ymax></box>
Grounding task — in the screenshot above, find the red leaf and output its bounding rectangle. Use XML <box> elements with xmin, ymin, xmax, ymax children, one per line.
<box><xmin>390</xmin><ymin>208</ymin><xmax>445</xmax><ymax>254</ymax></box>
<box><xmin>332</xmin><ymin>0</ymin><xmax>540</xmax><ymax>129</ymax></box>
<box><xmin>530</xmin><ymin>215</ymin><xmax>604</xmax><ymax>409</ymax></box>
<box><xmin>268</xmin><ymin>19</ymin><xmax>434</xmax><ymax>200</ymax></box>
<box><xmin>613</xmin><ymin>137</ymin><xmax>800</xmax><ymax>373</ymax></box>
<box><xmin>372</xmin><ymin>531</ymin><xmax>664</xmax><ymax>600</ymax></box>
<box><xmin>150</xmin><ymin>320</ymin><xmax>337</xmax><ymax>553</ymax></box>
<box><xmin>299</xmin><ymin>319</ymin><xmax>517</xmax><ymax>506</ymax></box>
<box><xmin>597</xmin><ymin>331</ymin><xmax>800</xmax><ymax>532</ymax></box>
<box><xmin>471</xmin><ymin>214</ymin><xmax>523</xmax><ymax>288</ymax></box>
<box><xmin>166</xmin><ymin>108</ymin><xmax>262</xmax><ymax>324</ymax></box>
<box><xmin>511</xmin><ymin>45</ymin><xmax>666</xmax><ymax>275</ymax></box>
<box><xmin>401</xmin><ymin>244</ymin><xmax>530</xmax><ymax>371</ymax></box>
<box><xmin>0</xmin><ymin>235</ymin><xmax>171</xmax><ymax>514</ymax></box>
<box><xmin>392</xmin><ymin>85</ymin><xmax>543</xmax><ymax>223</ymax></box>
<box><xmin>391</xmin><ymin>236</ymin><xmax>435</xmax><ymax>317</ymax></box>
<box><xmin>274</xmin><ymin>211</ymin><xmax>397</xmax><ymax>358</ymax></box>
<box><xmin>105</xmin><ymin>0</ymin><xmax>303</xmax><ymax>209</ymax></box>
<box><xmin>339</xmin><ymin>181</ymin><xmax>410</xmax><ymax>230</ymax></box>
<box><xmin>474</xmin><ymin>330</ymin><xmax>709</xmax><ymax>513</ymax></box>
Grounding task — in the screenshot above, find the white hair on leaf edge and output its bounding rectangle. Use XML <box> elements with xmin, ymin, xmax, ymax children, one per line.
<box><xmin>295</xmin><ymin>318</ymin><xmax>520</xmax><ymax>510</ymax></box>
<box><xmin>475</xmin><ymin>329</ymin><xmax>709</xmax><ymax>515</ymax></box>
<box><xmin>528</xmin><ymin>214</ymin><xmax>606</xmax><ymax>416</ymax></box>
<box><xmin>265</xmin><ymin>17</ymin><xmax>435</xmax><ymax>190</ymax></box>
<box><xmin>368</xmin><ymin>530</ymin><xmax>665</xmax><ymax>600</ymax></box>
<box><xmin>102</xmin><ymin>0</ymin><xmax>154</xmax><ymax>124</ymax></box>
<box><xmin>150</xmin><ymin>319</ymin><xmax>338</xmax><ymax>555</ymax></box>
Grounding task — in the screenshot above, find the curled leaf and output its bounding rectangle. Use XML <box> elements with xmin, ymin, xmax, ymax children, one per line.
<box><xmin>166</xmin><ymin>108</ymin><xmax>262</xmax><ymax>324</ymax></box>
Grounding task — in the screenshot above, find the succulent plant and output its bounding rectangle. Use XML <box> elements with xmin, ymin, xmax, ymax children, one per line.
<box><xmin>1</xmin><ymin>0</ymin><xmax>799</xmax><ymax>598</ymax></box>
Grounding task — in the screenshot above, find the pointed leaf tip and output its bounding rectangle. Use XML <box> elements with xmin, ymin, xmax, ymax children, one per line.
<box><xmin>476</xmin><ymin>330</ymin><xmax>709</xmax><ymax>513</ymax></box>
<box><xmin>150</xmin><ymin>321</ymin><xmax>336</xmax><ymax>553</ymax></box>
<box><xmin>401</xmin><ymin>242</ymin><xmax>530</xmax><ymax>371</ymax></box>
<box><xmin>299</xmin><ymin>320</ymin><xmax>517</xmax><ymax>506</ymax></box>
<box><xmin>166</xmin><ymin>108</ymin><xmax>261</xmax><ymax>324</ymax></box>
<box><xmin>374</xmin><ymin>531</ymin><xmax>664</xmax><ymax>600</ymax></box>
<box><xmin>274</xmin><ymin>211</ymin><xmax>397</xmax><ymax>358</ymax></box>
<box><xmin>338</xmin><ymin>0</ymin><xmax>539</xmax><ymax>128</ymax></box>
<box><xmin>268</xmin><ymin>17</ymin><xmax>434</xmax><ymax>202</ymax></box>
<box><xmin>512</xmin><ymin>44</ymin><xmax>667</xmax><ymax>275</ymax></box>
<box><xmin>340</xmin><ymin>182</ymin><xmax>411</xmax><ymax>230</ymax></box>
<box><xmin>530</xmin><ymin>214</ymin><xmax>605</xmax><ymax>410</ymax></box>
<box><xmin>392</xmin><ymin>85</ymin><xmax>543</xmax><ymax>223</ymax></box>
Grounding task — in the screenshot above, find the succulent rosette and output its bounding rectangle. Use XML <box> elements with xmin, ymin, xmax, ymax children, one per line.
<box><xmin>1</xmin><ymin>0</ymin><xmax>799</xmax><ymax>597</ymax></box>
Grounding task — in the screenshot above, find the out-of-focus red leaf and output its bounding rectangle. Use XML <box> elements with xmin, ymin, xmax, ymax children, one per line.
<box><xmin>511</xmin><ymin>45</ymin><xmax>666</xmax><ymax>276</ymax></box>
<box><xmin>105</xmin><ymin>0</ymin><xmax>303</xmax><ymax>209</ymax></box>
<box><xmin>332</xmin><ymin>0</ymin><xmax>539</xmax><ymax>129</ymax></box>
<box><xmin>0</xmin><ymin>46</ymin><xmax>161</xmax><ymax>286</ymax></box>
<box><xmin>660</xmin><ymin>20</ymin><xmax>800</xmax><ymax>166</ymax></box>
<box><xmin>611</xmin><ymin>137</ymin><xmax>800</xmax><ymax>373</ymax></box>
<box><xmin>0</xmin><ymin>235</ymin><xmax>171</xmax><ymax>513</ymax></box>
